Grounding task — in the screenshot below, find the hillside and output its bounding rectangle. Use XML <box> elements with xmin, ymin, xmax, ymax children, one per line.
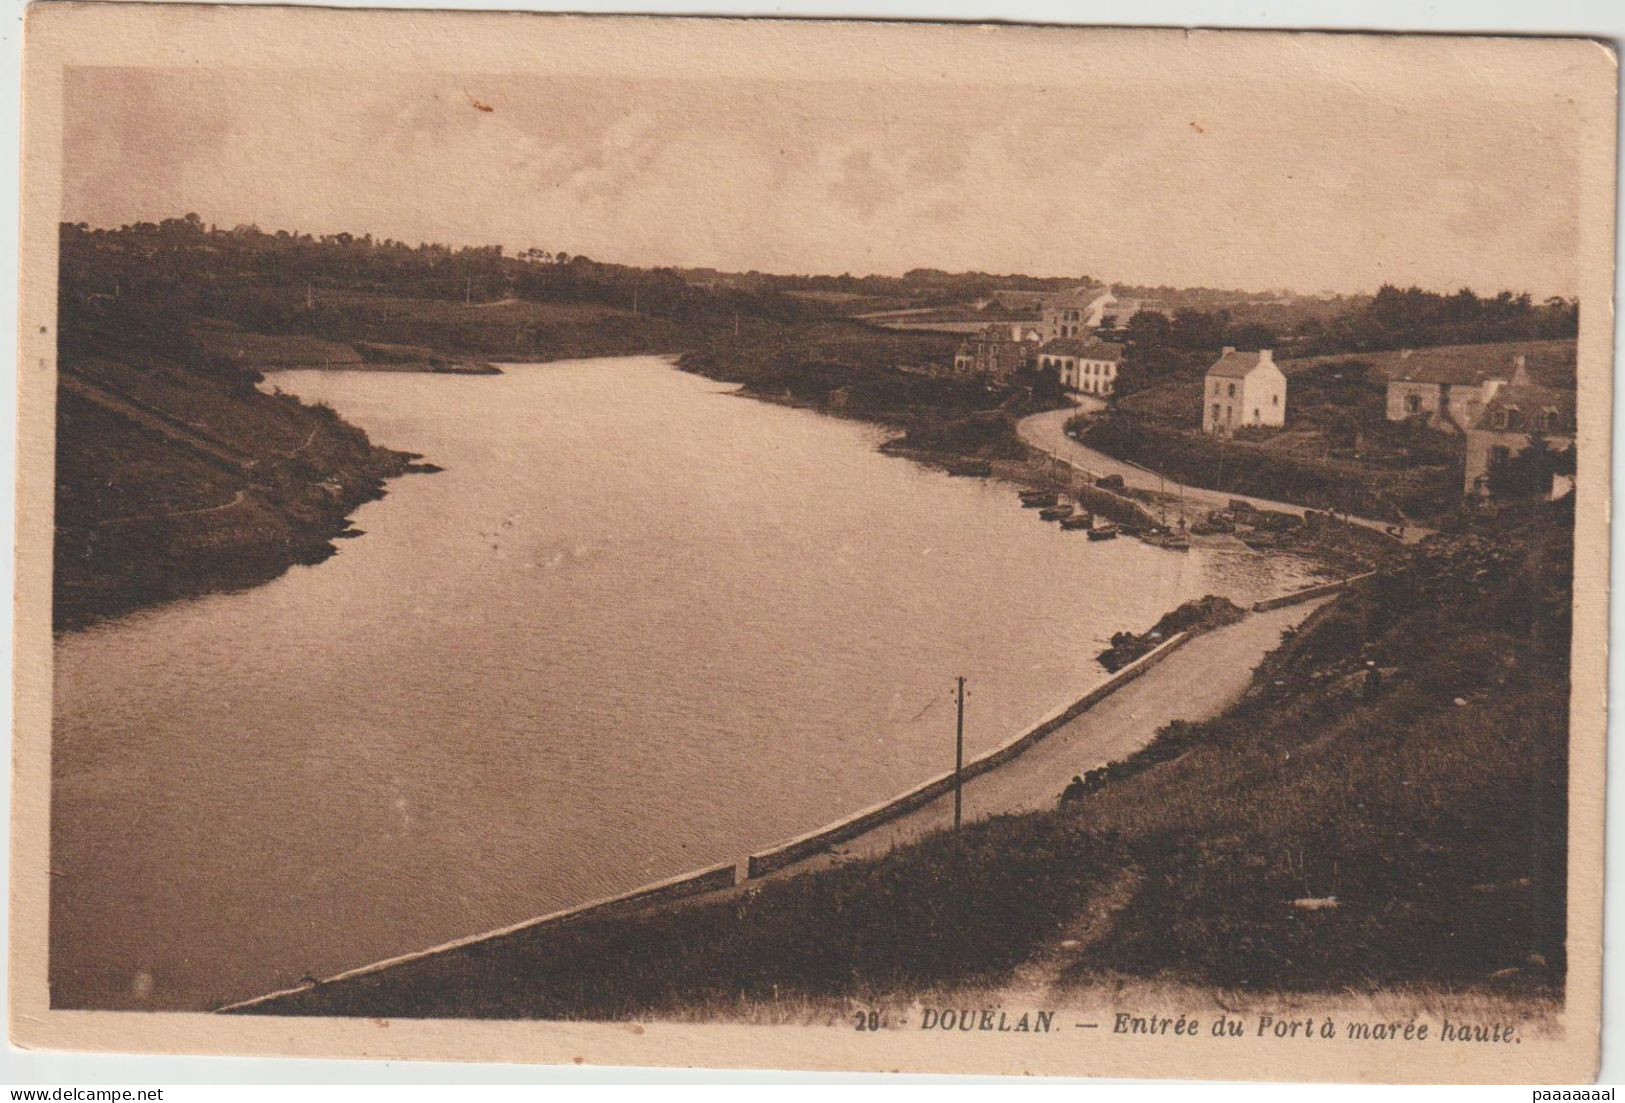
<box><xmin>52</xmin><ymin>300</ymin><xmax>431</xmax><ymax>630</ymax></box>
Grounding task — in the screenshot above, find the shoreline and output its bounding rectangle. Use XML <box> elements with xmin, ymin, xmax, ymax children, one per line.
<box><xmin>224</xmin><ymin>590</ymin><xmax>1338</xmax><ymax>1017</ymax></box>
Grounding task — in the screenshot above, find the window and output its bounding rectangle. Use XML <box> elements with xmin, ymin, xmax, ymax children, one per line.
<box><xmin>1254</xmin><ymin>408</ymin><xmax>1261</xmax><ymax>421</ymax></box>
<box><xmin>1228</xmin><ymin>383</ymin><xmax>1236</xmax><ymax>398</ymax></box>
<box><xmin>1405</xmin><ymin>394</ymin><xmax>1420</xmax><ymax>414</ymax></box>
<box><xmin>1272</xmin><ymin>394</ymin><xmax>1279</xmax><ymax>406</ymax></box>
<box><xmin>1213</xmin><ymin>381</ymin><xmax>1221</xmax><ymax>396</ymax></box>
<box><xmin>1493</xmin><ymin>409</ymin><xmax>1510</xmax><ymax>430</ymax></box>
<box><xmin>1211</xmin><ymin>403</ymin><xmax>1220</xmax><ymax>423</ymax></box>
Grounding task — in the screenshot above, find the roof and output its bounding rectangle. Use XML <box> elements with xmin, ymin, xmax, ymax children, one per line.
<box><xmin>1386</xmin><ymin>351</ymin><xmax>1514</xmax><ymax>387</ymax></box>
<box><xmin>1038</xmin><ymin>338</ymin><xmax>1125</xmax><ymax>361</ymax></box>
<box><xmin>1285</xmin><ymin>340</ymin><xmax>1576</xmax><ymax>389</ymax></box>
<box><xmin>976</xmin><ymin>322</ymin><xmax>1039</xmax><ymax>342</ymax></box>
<box><xmin>1206</xmin><ymin>350</ymin><xmax>1276</xmax><ymax>379</ymax></box>
<box><xmin>1473</xmin><ymin>385</ymin><xmax>1577</xmax><ymax>435</ymax></box>
<box><xmin>1050</xmin><ymin>285</ymin><xmax>1112</xmax><ymax>309</ymax></box>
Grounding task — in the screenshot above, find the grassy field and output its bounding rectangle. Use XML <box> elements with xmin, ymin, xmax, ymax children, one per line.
<box><xmin>240</xmin><ymin>503</ymin><xmax>1571</xmax><ymax>1019</ymax></box>
<box><xmin>201</xmin><ymin>285</ymin><xmax>699</xmax><ymax>363</ymax></box>
<box><xmin>1282</xmin><ymin>338</ymin><xmax>1577</xmax><ymax>389</ymax></box>
<box><xmin>1098</xmin><ymin>345</ymin><xmax>1467</xmax><ymax>519</ymax></box>
<box><xmin>1080</xmin><ymin>415</ymin><xmax>1460</xmax><ymax>519</ymax></box>
<box><xmin>189</xmin><ymin>327</ymin><xmax>364</xmax><ymax>368</ymax></box>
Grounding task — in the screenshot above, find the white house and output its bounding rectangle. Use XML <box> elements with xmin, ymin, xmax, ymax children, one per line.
<box><xmin>1036</xmin><ymin>338</ymin><xmax>1125</xmax><ymax>396</ymax></box>
<box><xmin>1041</xmin><ymin>285</ymin><xmax>1115</xmax><ymax>341</ymax></box>
<box><xmin>1203</xmin><ymin>347</ymin><xmax>1286</xmax><ymax>435</ymax></box>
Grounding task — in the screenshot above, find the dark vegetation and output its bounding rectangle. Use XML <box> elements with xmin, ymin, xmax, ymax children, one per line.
<box><xmin>1068</xmin><ymin>500</ymin><xmax>1571</xmax><ymax>990</ymax></box>
<box><xmin>243</xmin><ymin>501</ymin><xmax>1571</xmax><ymax>1017</ymax></box>
<box><xmin>1096</xmin><ymin>595</ymin><xmax>1247</xmax><ymax>672</ymax></box>
<box><xmin>1488</xmin><ymin>436</ymin><xmax>1577</xmax><ymax>500</ymax></box>
<box><xmin>1078</xmin><ymin>414</ymin><xmax>1460</xmax><ymax>520</ymax></box>
<box><xmin>678</xmin><ymin>321</ymin><xmax>1069</xmax><ymax>462</ymax></box>
<box><xmin>242</xmin><ymin>813</ymin><xmax>1119</xmax><ymax>1019</ymax></box>
<box><xmin>1294</xmin><ymin>284</ymin><xmax>1578</xmax><ymax>357</ymax></box>
<box><xmin>53</xmin><ymin>296</ymin><xmax>422</xmax><ymax>629</ymax></box>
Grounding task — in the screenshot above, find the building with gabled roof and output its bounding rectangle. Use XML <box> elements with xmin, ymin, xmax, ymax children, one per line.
<box><xmin>1041</xmin><ymin>285</ymin><xmax>1114</xmax><ymax>341</ymax></box>
<box><xmin>1385</xmin><ymin>349</ymin><xmax>1517</xmax><ymax>432</ymax></box>
<box><xmin>1203</xmin><ymin>347</ymin><xmax>1286</xmax><ymax>434</ymax></box>
<box><xmin>1036</xmin><ymin>338</ymin><xmax>1125</xmax><ymax>396</ymax></box>
<box><xmin>951</xmin><ymin>322</ymin><xmax>1040</xmax><ymax>382</ymax></box>
<box><xmin>1463</xmin><ymin>363</ymin><xmax>1577</xmax><ymax>497</ymax></box>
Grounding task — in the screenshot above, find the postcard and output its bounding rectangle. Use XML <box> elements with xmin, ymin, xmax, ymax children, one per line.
<box><xmin>12</xmin><ymin>4</ymin><xmax>1616</xmax><ymax>1081</ymax></box>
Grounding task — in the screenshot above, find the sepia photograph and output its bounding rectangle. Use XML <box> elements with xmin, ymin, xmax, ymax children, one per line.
<box><xmin>9</xmin><ymin>4</ymin><xmax>1617</xmax><ymax>1082</ymax></box>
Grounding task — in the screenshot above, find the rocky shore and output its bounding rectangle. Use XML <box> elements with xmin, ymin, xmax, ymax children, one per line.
<box><xmin>52</xmin><ymin>316</ymin><xmax>438</xmax><ymax>631</ymax></box>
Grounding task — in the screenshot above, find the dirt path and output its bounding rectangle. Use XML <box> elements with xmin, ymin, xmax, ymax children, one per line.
<box><xmin>763</xmin><ymin>600</ymin><xmax>1327</xmax><ymax>879</ymax></box>
<box><xmin>997</xmin><ymin>866</ymin><xmax>1143</xmax><ymax>1008</ymax></box>
<box><xmin>98</xmin><ymin>489</ymin><xmax>250</xmax><ymax>526</ymax></box>
<box><xmin>1017</xmin><ymin>401</ymin><xmax>1432</xmax><ymax>544</ymax></box>
<box><xmin>61</xmin><ymin>370</ymin><xmax>256</xmax><ymax>474</ymax></box>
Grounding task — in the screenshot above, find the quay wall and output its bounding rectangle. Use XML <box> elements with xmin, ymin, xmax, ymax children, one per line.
<box><xmin>1251</xmin><ymin>571</ymin><xmax>1376</xmax><ymax>612</ymax></box>
<box><xmin>745</xmin><ymin>630</ymin><xmax>1193</xmax><ymax>878</ymax></box>
<box><xmin>1023</xmin><ymin>443</ymin><xmax>1163</xmax><ymax>529</ymax></box>
<box><xmin>220</xmin><ymin>860</ymin><xmax>737</xmax><ymax>1013</ymax></box>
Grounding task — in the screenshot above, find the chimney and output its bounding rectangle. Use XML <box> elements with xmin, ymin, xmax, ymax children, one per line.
<box><xmin>1512</xmin><ymin>354</ymin><xmax>1531</xmax><ymax>385</ymax></box>
<box><xmin>1221</xmin><ymin>346</ymin><xmax>1236</xmax><ymax>357</ymax></box>
<box><xmin>1259</xmin><ymin>349</ymin><xmax>1274</xmax><ymax>365</ymax></box>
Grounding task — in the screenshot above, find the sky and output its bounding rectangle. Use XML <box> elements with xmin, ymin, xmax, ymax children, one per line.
<box><xmin>60</xmin><ymin>53</ymin><xmax>1585</xmax><ymax>296</ymax></box>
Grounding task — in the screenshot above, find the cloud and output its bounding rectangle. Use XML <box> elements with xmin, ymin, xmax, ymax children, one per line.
<box><xmin>62</xmin><ymin>66</ymin><xmax>1582</xmax><ymax>295</ymax></box>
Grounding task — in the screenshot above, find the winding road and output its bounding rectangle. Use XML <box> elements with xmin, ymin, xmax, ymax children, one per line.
<box><xmin>764</xmin><ymin>599</ymin><xmax>1328</xmax><ymax>877</ymax></box>
<box><xmin>1018</xmin><ymin>398</ymin><xmax>1432</xmax><ymax>544</ymax></box>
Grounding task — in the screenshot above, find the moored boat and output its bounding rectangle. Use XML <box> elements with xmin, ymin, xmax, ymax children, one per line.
<box><xmin>1060</xmin><ymin>512</ymin><xmax>1094</xmax><ymax>530</ymax></box>
<box><xmin>1019</xmin><ymin>490</ymin><xmax>1058</xmax><ymax>508</ymax></box>
<box><xmin>1039</xmin><ymin>503</ymin><xmax>1074</xmax><ymax>521</ymax></box>
<box><xmin>1086</xmin><ymin>523</ymin><xmax>1120</xmax><ymax>541</ymax></box>
<box><xmin>1144</xmin><ymin>531</ymin><xmax>1191</xmax><ymax>550</ymax></box>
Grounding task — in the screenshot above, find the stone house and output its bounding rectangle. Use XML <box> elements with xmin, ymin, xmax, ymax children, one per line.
<box><xmin>1385</xmin><ymin>350</ymin><xmax>1517</xmax><ymax>432</ymax></box>
<box><xmin>1035</xmin><ymin>338</ymin><xmax>1125</xmax><ymax>396</ymax></box>
<box><xmin>1463</xmin><ymin>368</ymin><xmax>1576</xmax><ymax>497</ymax></box>
<box><xmin>952</xmin><ymin>323</ymin><xmax>1040</xmax><ymax>382</ymax></box>
<box><xmin>1203</xmin><ymin>348</ymin><xmax>1287</xmax><ymax>435</ymax></box>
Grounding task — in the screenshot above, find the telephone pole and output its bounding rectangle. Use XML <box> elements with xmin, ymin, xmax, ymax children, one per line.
<box><xmin>953</xmin><ymin>676</ymin><xmax>966</xmax><ymax>831</ymax></box>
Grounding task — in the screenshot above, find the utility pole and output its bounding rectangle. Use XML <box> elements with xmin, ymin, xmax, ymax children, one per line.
<box><xmin>305</xmin><ymin>281</ymin><xmax>313</xmax><ymax>310</ymax></box>
<box><xmin>953</xmin><ymin>676</ymin><xmax>966</xmax><ymax>831</ymax></box>
<box><xmin>632</xmin><ymin>286</ymin><xmax>639</xmax><ymax>316</ymax></box>
<box><xmin>733</xmin><ymin>312</ymin><xmax>740</xmax><ymax>338</ymax></box>
<box><xmin>465</xmin><ymin>275</ymin><xmax>472</xmax><ymax>305</ymax></box>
